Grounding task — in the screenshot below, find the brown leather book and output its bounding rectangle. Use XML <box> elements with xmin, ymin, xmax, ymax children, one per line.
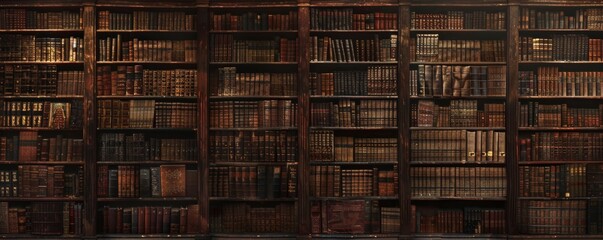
<box><xmin>160</xmin><ymin>165</ymin><xmax>186</xmax><ymax>197</ymax></box>
<box><xmin>186</xmin><ymin>204</ymin><xmax>199</xmax><ymax>234</ymax></box>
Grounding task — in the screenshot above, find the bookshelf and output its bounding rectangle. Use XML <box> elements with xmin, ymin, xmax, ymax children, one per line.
<box><xmin>0</xmin><ymin>4</ymin><xmax>86</xmax><ymax>238</ymax></box>
<box><xmin>0</xmin><ymin>0</ymin><xmax>602</xmax><ymax>239</ymax></box>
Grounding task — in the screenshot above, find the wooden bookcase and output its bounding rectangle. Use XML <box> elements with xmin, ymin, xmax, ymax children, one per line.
<box><xmin>0</xmin><ymin>0</ymin><xmax>602</xmax><ymax>239</ymax></box>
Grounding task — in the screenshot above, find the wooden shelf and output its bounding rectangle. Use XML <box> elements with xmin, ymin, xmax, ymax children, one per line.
<box><xmin>0</xmin><ymin>197</ymin><xmax>83</xmax><ymax>202</ymax></box>
<box><xmin>209</xmin><ymin>127</ymin><xmax>297</xmax><ymax>131</ymax></box>
<box><xmin>411</xmin><ymin>29</ymin><xmax>506</xmax><ymax>33</ymax></box>
<box><xmin>519</xmin><ymin>29</ymin><xmax>603</xmax><ymax>32</ymax></box>
<box><xmin>518</xmin><ymin>161</ymin><xmax>603</xmax><ymax>165</ymax></box>
<box><xmin>97</xmin><ymin>197</ymin><xmax>198</xmax><ymax>202</ymax></box>
<box><xmin>311</xmin><ymin>233</ymin><xmax>400</xmax><ymax>239</ymax></box>
<box><xmin>0</xmin><ymin>61</ymin><xmax>83</xmax><ymax>64</ymax></box>
<box><xmin>310</xmin><ymin>196</ymin><xmax>398</xmax><ymax>201</ymax></box>
<box><xmin>310</xmin><ymin>161</ymin><xmax>398</xmax><ymax>166</ymax></box>
<box><xmin>311</xmin><ymin>95</ymin><xmax>398</xmax><ymax>100</ymax></box>
<box><xmin>97</xmin><ymin>234</ymin><xmax>203</xmax><ymax>238</ymax></box>
<box><xmin>519</xmin><ymin>61</ymin><xmax>603</xmax><ymax>64</ymax></box>
<box><xmin>210</xmin><ymin>197</ymin><xmax>297</xmax><ymax>202</ymax></box>
<box><xmin>97</xmin><ymin>29</ymin><xmax>196</xmax><ymax>33</ymax></box>
<box><xmin>411</xmin><ymin>96</ymin><xmax>506</xmax><ymax>100</ymax></box>
<box><xmin>210</xmin><ymin>162</ymin><xmax>297</xmax><ymax>166</ymax></box>
<box><xmin>410</xmin><ymin>161</ymin><xmax>505</xmax><ymax>166</ymax></box>
<box><xmin>311</xmin><ymin>61</ymin><xmax>397</xmax><ymax>65</ymax></box>
<box><xmin>0</xmin><ymin>29</ymin><xmax>83</xmax><ymax>33</ymax></box>
<box><xmin>411</xmin><ymin>197</ymin><xmax>506</xmax><ymax>201</ymax></box>
<box><xmin>411</xmin><ymin>61</ymin><xmax>506</xmax><ymax>65</ymax></box>
<box><xmin>210</xmin><ymin>95</ymin><xmax>298</xmax><ymax>100</ymax></box>
<box><xmin>412</xmin><ymin>233</ymin><xmax>507</xmax><ymax>239</ymax></box>
<box><xmin>0</xmin><ymin>95</ymin><xmax>84</xmax><ymax>99</ymax></box>
<box><xmin>97</xmin><ymin>61</ymin><xmax>196</xmax><ymax>65</ymax></box>
<box><xmin>209</xmin><ymin>62</ymin><xmax>297</xmax><ymax>66</ymax></box>
<box><xmin>97</xmin><ymin>128</ymin><xmax>197</xmax><ymax>131</ymax></box>
<box><xmin>0</xmin><ymin>161</ymin><xmax>84</xmax><ymax>165</ymax></box>
<box><xmin>0</xmin><ymin>234</ymin><xmax>82</xmax><ymax>239</ymax></box>
<box><xmin>518</xmin><ymin>127</ymin><xmax>603</xmax><ymax>131</ymax></box>
<box><xmin>310</xmin><ymin>29</ymin><xmax>398</xmax><ymax>33</ymax></box>
<box><xmin>96</xmin><ymin>95</ymin><xmax>197</xmax><ymax>100</ymax></box>
<box><xmin>310</xmin><ymin>126</ymin><xmax>398</xmax><ymax>130</ymax></box>
<box><xmin>517</xmin><ymin>197</ymin><xmax>602</xmax><ymax>200</ymax></box>
<box><xmin>210</xmin><ymin>233</ymin><xmax>297</xmax><ymax>238</ymax></box>
<box><xmin>519</xmin><ymin>96</ymin><xmax>603</xmax><ymax>100</ymax></box>
<box><xmin>411</xmin><ymin>127</ymin><xmax>506</xmax><ymax>130</ymax></box>
<box><xmin>97</xmin><ymin>161</ymin><xmax>198</xmax><ymax>165</ymax></box>
<box><xmin>0</xmin><ymin>127</ymin><xmax>82</xmax><ymax>131</ymax></box>
<box><xmin>210</xmin><ymin>30</ymin><xmax>298</xmax><ymax>34</ymax></box>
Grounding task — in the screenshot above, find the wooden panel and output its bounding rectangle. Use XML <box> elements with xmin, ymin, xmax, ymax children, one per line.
<box><xmin>197</xmin><ymin>5</ymin><xmax>210</xmax><ymax>235</ymax></box>
<box><xmin>506</xmin><ymin>4</ymin><xmax>520</xmax><ymax>235</ymax></box>
<box><xmin>297</xmin><ymin>3</ymin><xmax>311</xmax><ymax>236</ymax></box>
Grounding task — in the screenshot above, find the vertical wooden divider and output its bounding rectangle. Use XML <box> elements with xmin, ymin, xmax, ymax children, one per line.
<box><xmin>297</xmin><ymin>0</ymin><xmax>311</xmax><ymax>238</ymax></box>
<box><xmin>398</xmin><ymin>1</ymin><xmax>411</xmax><ymax>238</ymax></box>
<box><xmin>506</xmin><ymin>2</ymin><xmax>520</xmax><ymax>236</ymax></box>
<box><xmin>82</xmin><ymin>2</ymin><xmax>97</xmax><ymax>237</ymax></box>
<box><xmin>197</xmin><ymin>0</ymin><xmax>210</xmax><ymax>237</ymax></box>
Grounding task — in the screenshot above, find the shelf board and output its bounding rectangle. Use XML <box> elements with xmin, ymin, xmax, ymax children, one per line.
<box><xmin>96</xmin><ymin>95</ymin><xmax>197</xmax><ymax>100</ymax></box>
<box><xmin>0</xmin><ymin>95</ymin><xmax>83</xmax><ymax>99</ymax></box>
<box><xmin>410</xmin><ymin>161</ymin><xmax>505</xmax><ymax>166</ymax></box>
<box><xmin>210</xmin><ymin>233</ymin><xmax>297</xmax><ymax>238</ymax></box>
<box><xmin>518</xmin><ymin>197</ymin><xmax>602</xmax><ymax>200</ymax></box>
<box><xmin>518</xmin><ymin>127</ymin><xmax>603</xmax><ymax>131</ymax></box>
<box><xmin>210</xmin><ymin>197</ymin><xmax>297</xmax><ymax>202</ymax></box>
<box><xmin>209</xmin><ymin>62</ymin><xmax>297</xmax><ymax>66</ymax></box>
<box><xmin>97</xmin><ymin>197</ymin><xmax>197</xmax><ymax>202</ymax></box>
<box><xmin>210</xmin><ymin>96</ymin><xmax>297</xmax><ymax>100</ymax></box>
<box><xmin>310</xmin><ymin>126</ymin><xmax>397</xmax><ymax>130</ymax></box>
<box><xmin>508</xmin><ymin>235</ymin><xmax>603</xmax><ymax>239</ymax></box>
<box><xmin>311</xmin><ymin>61</ymin><xmax>397</xmax><ymax>65</ymax></box>
<box><xmin>411</xmin><ymin>3</ymin><xmax>507</xmax><ymax>7</ymax></box>
<box><xmin>0</xmin><ymin>161</ymin><xmax>84</xmax><ymax>165</ymax></box>
<box><xmin>519</xmin><ymin>161</ymin><xmax>603</xmax><ymax>165</ymax></box>
<box><xmin>520</xmin><ymin>29</ymin><xmax>603</xmax><ymax>32</ymax></box>
<box><xmin>0</xmin><ymin>61</ymin><xmax>83</xmax><ymax>64</ymax></box>
<box><xmin>311</xmin><ymin>233</ymin><xmax>400</xmax><ymax>239</ymax></box>
<box><xmin>97</xmin><ymin>61</ymin><xmax>196</xmax><ymax>65</ymax></box>
<box><xmin>210</xmin><ymin>162</ymin><xmax>297</xmax><ymax>166</ymax></box>
<box><xmin>519</xmin><ymin>96</ymin><xmax>603</xmax><ymax>100</ymax></box>
<box><xmin>97</xmin><ymin>234</ymin><xmax>202</xmax><ymax>238</ymax></box>
<box><xmin>97</xmin><ymin>161</ymin><xmax>198</xmax><ymax>165</ymax></box>
<box><xmin>410</xmin><ymin>96</ymin><xmax>506</xmax><ymax>100</ymax></box>
<box><xmin>412</xmin><ymin>233</ymin><xmax>507</xmax><ymax>239</ymax></box>
<box><xmin>97</xmin><ymin>29</ymin><xmax>196</xmax><ymax>33</ymax></box>
<box><xmin>519</xmin><ymin>61</ymin><xmax>603</xmax><ymax>64</ymax></box>
<box><xmin>411</xmin><ymin>196</ymin><xmax>506</xmax><ymax>201</ymax></box>
<box><xmin>411</xmin><ymin>127</ymin><xmax>506</xmax><ymax>130</ymax></box>
<box><xmin>411</xmin><ymin>61</ymin><xmax>506</xmax><ymax>65</ymax></box>
<box><xmin>0</xmin><ymin>234</ymin><xmax>82</xmax><ymax>239</ymax></box>
<box><xmin>209</xmin><ymin>127</ymin><xmax>297</xmax><ymax>131</ymax></box>
<box><xmin>210</xmin><ymin>30</ymin><xmax>298</xmax><ymax>34</ymax></box>
<box><xmin>0</xmin><ymin>29</ymin><xmax>83</xmax><ymax>33</ymax></box>
<box><xmin>0</xmin><ymin>197</ymin><xmax>83</xmax><ymax>202</ymax></box>
<box><xmin>411</xmin><ymin>29</ymin><xmax>506</xmax><ymax>33</ymax></box>
<box><xmin>97</xmin><ymin>128</ymin><xmax>197</xmax><ymax>131</ymax></box>
<box><xmin>0</xmin><ymin>127</ymin><xmax>81</xmax><ymax>131</ymax></box>
<box><xmin>310</xmin><ymin>196</ymin><xmax>398</xmax><ymax>201</ymax></box>
<box><xmin>311</xmin><ymin>95</ymin><xmax>398</xmax><ymax>100</ymax></box>
<box><xmin>310</xmin><ymin>161</ymin><xmax>397</xmax><ymax>166</ymax></box>
<box><xmin>310</xmin><ymin>29</ymin><xmax>398</xmax><ymax>33</ymax></box>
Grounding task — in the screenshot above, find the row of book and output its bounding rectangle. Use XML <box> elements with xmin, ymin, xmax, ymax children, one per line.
<box><xmin>410</xmin><ymin>65</ymin><xmax>506</xmax><ymax>97</ymax></box>
<box><xmin>97</xmin><ymin>165</ymin><xmax>196</xmax><ymax>198</ymax></box>
<box><xmin>309</xmin><ymin>35</ymin><xmax>397</xmax><ymax>62</ymax></box>
<box><xmin>518</xmin><ymin>200</ymin><xmax>586</xmax><ymax>234</ymax></box>
<box><xmin>101</xmin><ymin>205</ymin><xmax>199</xmax><ymax>234</ymax></box>
<box><xmin>309</xmin><ymin>66</ymin><xmax>397</xmax><ymax>96</ymax></box>
<box><xmin>210</xmin><ymin>100</ymin><xmax>297</xmax><ymax>128</ymax></box>
<box><xmin>210</xmin><ymin>131</ymin><xmax>297</xmax><ymax>163</ymax></box>
<box><xmin>519</xmin><ymin>102</ymin><xmax>602</xmax><ymax>127</ymax></box>
<box><xmin>210</xmin><ymin>35</ymin><xmax>298</xmax><ymax>63</ymax></box>
<box><xmin>210</xmin><ymin>11</ymin><xmax>298</xmax><ymax>31</ymax></box>
<box><xmin>311</xmin><ymin>100</ymin><xmax>397</xmax><ymax>127</ymax></box>
<box><xmin>413</xmin><ymin>35</ymin><xmax>506</xmax><ymax>62</ymax></box>
<box><xmin>411</xmin><ymin>11</ymin><xmax>506</xmax><ymax>30</ymax></box>
<box><xmin>310</xmin><ymin>131</ymin><xmax>397</xmax><ymax>163</ymax></box>
<box><xmin>0</xmin><ymin>202</ymin><xmax>82</xmax><ymax>235</ymax></box>
<box><xmin>212</xmin><ymin>67</ymin><xmax>297</xmax><ymax>96</ymax></box>
<box><xmin>310</xmin><ymin>166</ymin><xmax>397</xmax><ymax>197</ymax></box>
<box><xmin>97</xmin><ymin>65</ymin><xmax>197</xmax><ymax>96</ymax></box>
<box><xmin>210</xmin><ymin>202</ymin><xmax>296</xmax><ymax>233</ymax></box>
<box><xmin>98</xmin><ymin>11</ymin><xmax>195</xmax><ymax>30</ymax></box>
<box><xmin>99</xmin><ymin>133</ymin><xmax>197</xmax><ymax>162</ymax></box>
<box><xmin>411</xmin><ymin>130</ymin><xmax>506</xmax><ymax>163</ymax></box>
<box><xmin>98</xmin><ymin>36</ymin><xmax>196</xmax><ymax>62</ymax></box>
<box><xmin>0</xmin><ymin>9</ymin><xmax>81</xmax><ymax>30</ymax></box>
<box><xmin>0</xmin><ymin>166</ymin><xmax>82</xmax><ymax>198</ymax></box>
<box><xmin>1</xmin><ymin>133</ymin><xmax>83</xmax><ymax>162</ymax></box>
<box><xmin>520</xmin><ymin>35</ymin><xmax>602</xmax><ymax>61</ymax></box>
<box><xmin>413</xmin><ymin>100</ymin><xmax>505</xmax><ymax>127</ymax></box>
<box><xmin>0</xmin><ymin>64</ymin><xmax>84</xmax><ymax>96</ymax></box>
<box><xmin>209</xmin><ymin>165</ymin><xmax>297</xmax><ymax>199</ymax></box>
<box><xmin>97</xmin><ymin>100</ymin><xmax>197</xmax><ymax>129</ymax></box>
<box><xmin>0</xmin><ymin>101</ymin><xmax>82</xmax><ymax>129</ymax></box>
<box><xmin>520</xmin><ymin>8</ymin><xmax>603</xmax><ymax>30</ymax></box>
<box><xmin>519</xmin><ymin>164</ymin><xmax>603</xmax><ymax>198</ymax></box>
<box><xmin>519</xmin><ymin>132</ymin><xmax>603</xmax><ymax>162</ymax></box>
<box><xmin>310</xmin><ymin>9</ymin><xmax>397</xmax><ymax>30</ymax></box>
<box><xmin>411</xmin><ymin>206</ymin><xmax>505</xmax><ymax>234</ymax></box>
<box><xmin>0</xmin><ymin>35</ymin><xmax>84</xmax><ymax>62</ymax></box>
<box><xmin>410</xmin><ymin>166</ymin><xmax>506</xmax><ymax>197</ymax></box>
<box><xmin>310</xmin><ymin>200</ymin><xmax>399</xmax><ymax>234</ymax></box>
<box><xmin>0</xmin><ymin>65</ymin><xmax>83</xmax><ymax>96</ymax></box>
<box><xmin>519</xmin><ymin>68</ymin><xmax>603</xmax><ymax>97</ymax></box>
